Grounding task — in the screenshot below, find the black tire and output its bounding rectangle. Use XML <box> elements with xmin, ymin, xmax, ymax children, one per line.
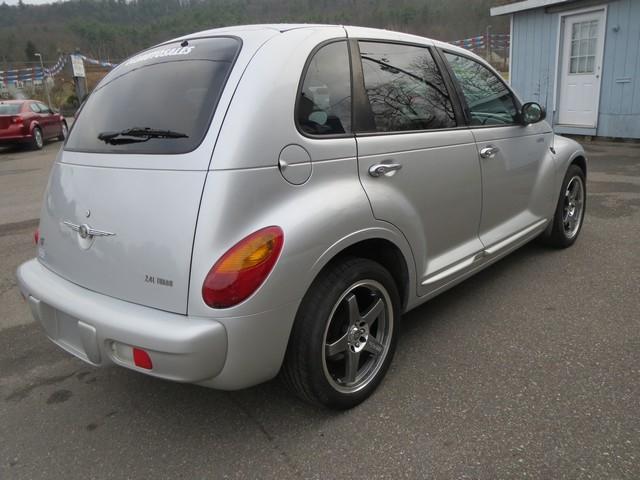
<box><xmin>539</xmin><ymin>164</ymin><xmax>586</xmax><ymax>248</ymax></box>
<box><xmin>58</xmin><ymin>122</ymin><xmax>68</xmax><ymax>142</ymax></box>
<box><xmin>281</xmin><ymin>257</ymin><xmax>401</xmax><ymax>409</ymax></box>
<box><xmin>30</xmin><ymin>127</ymin><xmax>44</xmax><ymax>150</ymax></box>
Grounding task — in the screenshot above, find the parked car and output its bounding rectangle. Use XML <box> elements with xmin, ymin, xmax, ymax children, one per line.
<box><xmin>16</xmin><ymin>25</ymin><xmax>587</xmax><ymax>409</ymax></box>
<box><xmin>0</xmin><ymin>99</ymin><xmax>68</xmax><ymax>150</ymax></box>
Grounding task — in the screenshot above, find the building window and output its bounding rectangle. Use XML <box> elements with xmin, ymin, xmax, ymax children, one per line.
<box><xmin>570</xmin><ymin>20</ymin><xmax>598</xmax><ymax>74</ymax></box>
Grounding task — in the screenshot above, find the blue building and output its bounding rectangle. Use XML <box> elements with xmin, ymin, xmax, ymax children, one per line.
<box><xmin>491</xmin><ymin>0</ymin><xmax>640</xmax><ymax>139</ymax></box>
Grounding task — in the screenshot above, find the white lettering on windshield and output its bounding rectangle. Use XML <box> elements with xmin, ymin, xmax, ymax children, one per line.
<box><xmin>123</xmin><ymin>46</ymin><xmax>195</xmax><ymax>67</ymax></box>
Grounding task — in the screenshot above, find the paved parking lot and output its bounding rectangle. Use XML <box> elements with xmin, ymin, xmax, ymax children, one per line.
<box><xmin>0</xmin><ymin>140</ymin><xmax>638</xmax><ymax>479</ymax></box>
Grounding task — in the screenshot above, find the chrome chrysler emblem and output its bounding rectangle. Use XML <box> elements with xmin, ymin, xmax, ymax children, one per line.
<box><xmin>63</xmin><ymin>221</ymin><xmax>115</xmax><ymax>239</ymax></box>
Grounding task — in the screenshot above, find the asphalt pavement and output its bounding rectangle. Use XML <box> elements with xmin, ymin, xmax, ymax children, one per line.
<box><xmin>0</xmin><ymin>139</ymin><xmax>638</xmax><ymax>479</ymax></box>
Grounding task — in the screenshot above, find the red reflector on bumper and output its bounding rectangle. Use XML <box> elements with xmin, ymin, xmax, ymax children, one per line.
<box><xmin>133</xmin><ymin>348</ymin><xmax>153</xmax><ymax>369</ymax></box>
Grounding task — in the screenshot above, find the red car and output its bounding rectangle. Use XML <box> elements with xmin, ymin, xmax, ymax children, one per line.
<box><xmin>0</xmin><ymin>99</ymin><xmax>68</xmax><ymax>150</ymax></box>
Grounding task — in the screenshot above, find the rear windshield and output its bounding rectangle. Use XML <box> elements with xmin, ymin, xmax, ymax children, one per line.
<box><xmin>0</xmin><ymin>103</ymin><xmax>22</xmax><ymax>115</ymax></box>
<box><xmin>65</xmin><ymin>37</ymin><xmax>241</xmax><ymax>155</ymax></box>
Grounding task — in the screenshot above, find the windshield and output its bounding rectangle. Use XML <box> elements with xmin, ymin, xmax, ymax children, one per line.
<box><xmin>65</xmin><ymin>37</ymin><xmax>241</xmax><ymax>154</ymax></box>
<box><xmin>0</xmin><ymin>103</ymin><xmax>22</xmax><ymax>115</ymax></box>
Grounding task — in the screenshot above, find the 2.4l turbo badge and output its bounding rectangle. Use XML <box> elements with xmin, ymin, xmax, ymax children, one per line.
<box><xmin>145</xmin><ymin>275</ymin><xmax>174</xmax><ymax>287</ymax></box>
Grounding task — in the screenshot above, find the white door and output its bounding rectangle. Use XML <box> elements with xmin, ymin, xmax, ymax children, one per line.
<box><xmin>558</xmin><ymin>10</ymin><xmax>605</xmax><ymax>127</ymax></box>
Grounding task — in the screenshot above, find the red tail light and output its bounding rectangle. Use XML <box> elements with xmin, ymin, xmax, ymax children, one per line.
<box><xmin>202</xmin><ymin>226</ymin><xmax>284</xmax><ymax>308</ymax></box>
<box><xmin>34</xmin><ymin>228</ymin><xmax>39</xmax><ymax>245</ymax></box>
<box><xmin>11</xmin><ymin>116</ymin><xmax>24</xmax><ymax>125</ymax></box>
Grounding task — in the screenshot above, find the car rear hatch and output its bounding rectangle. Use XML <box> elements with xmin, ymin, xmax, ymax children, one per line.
<box><xmin>37</xmin><ymin>31</ymin><xmax>276</xmax><ymax>314</ymax></box>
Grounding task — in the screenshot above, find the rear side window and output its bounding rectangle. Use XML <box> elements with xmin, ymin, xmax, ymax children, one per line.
<box><xmin>0</xmin><ymin>103</ymin><xmax>22</xmax><ymax>114</ymax></box>
<box><xmin>444</xmin><ymin>52</ymin><xmax>518</xmax><ymax>126</ymax></box>
<box><xmin>30</xmin><ymin>104</ymin><xmax>41</xmax><ymax>113</ymax></box>
<box><xmin>65</xmin><ymin>37</ymin><xmax>241</xmax><ymax>154</ymax></box>
<box><xmin>359</xmin><ymin>42</ymin><xmax>456</xmax><ymax>132</ymax></box>
<box><xmin>297</xmin><ymin>41</ymin><xmax>352</xmax><ymax>136</ymax></box>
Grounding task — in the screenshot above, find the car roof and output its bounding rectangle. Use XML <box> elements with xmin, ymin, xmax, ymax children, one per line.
<box><xmin>0</xmin><ymin>100</ymin><xmax>26</xmax><ymax>104</ymax></box>
<box><xmin>176</xmin><ymin>23</ymin><xmax>482</xmax><ymax>61</ymax></box>
<box><xmin>183</xmin><ymin>23</ymin><xmax>340</xmax><ymax>35</ymax></box>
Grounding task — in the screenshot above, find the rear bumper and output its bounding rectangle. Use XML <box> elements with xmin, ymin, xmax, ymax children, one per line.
<box><xmin>17</xmin><ymin>258</ymin><xmax>300</xmax><ymax>389</ymax></box>
<box><xmin>16</xmin><ymin>258</ymin><xmax>228</xmax><ymax>383</ymax></box>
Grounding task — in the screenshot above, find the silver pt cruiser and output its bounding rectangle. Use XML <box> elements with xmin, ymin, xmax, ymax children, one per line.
<box><xmin>17</xmin><ymin>24</ymin><xmax>587</xmax><ymax>409</ymax></box>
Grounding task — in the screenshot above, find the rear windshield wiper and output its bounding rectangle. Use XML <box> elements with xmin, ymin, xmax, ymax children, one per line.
<box><xmin>97</xmin><ymin>127</ymin><xmax>189</xmax><ymax>145</ymax></box>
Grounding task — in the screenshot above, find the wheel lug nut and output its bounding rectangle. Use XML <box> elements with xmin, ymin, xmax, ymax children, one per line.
<box><xmin>355</xmin><ymin>342</ymin><xmax>360</xmax><ymax>347</ymax></box>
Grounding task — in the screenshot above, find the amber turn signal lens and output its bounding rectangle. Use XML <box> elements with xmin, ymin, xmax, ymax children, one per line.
<box><xmin>202</xmin><ymin>226</ymin><xmax>284</xmax><ymax>308</ymax></box>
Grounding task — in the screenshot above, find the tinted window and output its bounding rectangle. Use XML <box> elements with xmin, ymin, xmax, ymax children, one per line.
<box><xmin>444</xmin><ymin>52</ymin><xmax>518</xmax><ymax>126</ymax></box>
<box><xmin>30</xmin><ymin>104</ymin><xmax>41</xmax><ymax>113</ymax></box>
<box><xmin>359</xmin><ymin>42</ymin><xmax>456</xmax><ymax>132</ymax></box>
<box><xmin>65</xmin><ymin>37</ymin><xmax>240</xmax><ymax>154</ymax></box>
<box><xmin>0</xmin><ymin>103</ymin><xmax>22</xmax><ymax>115</ymax></box>
<box><xmin>297</xmin><ymin>41</ymin><xmax>352</xmax><ymax>135</ymax></box>
<box><xmin>37</xmin><ymin>103</ymin><xmax>51</xmax><ymax>114</ymax></box>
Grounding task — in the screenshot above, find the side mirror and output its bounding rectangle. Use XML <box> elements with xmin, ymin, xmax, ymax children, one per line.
<box><xmin>521</xmin><ymin>102</ymin><xmax>546</xmax><ymax>124</ymax></box>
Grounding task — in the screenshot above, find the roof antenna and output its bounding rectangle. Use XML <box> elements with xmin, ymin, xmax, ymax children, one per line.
<box><xmin>181</xmin><ymin>40</ymin><xmax>189</xmax><ymax>47</ymax></box>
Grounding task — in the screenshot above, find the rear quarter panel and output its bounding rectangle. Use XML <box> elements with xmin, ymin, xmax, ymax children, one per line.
<box><xmin>189</xmin><ymin>159</ymin><xmax>416</xmax><ymax>318</ymax></box>
<box><xmin>191</xmin><ymin>26</ymin><xmax>417</xmax><ymax>319</ymax></box>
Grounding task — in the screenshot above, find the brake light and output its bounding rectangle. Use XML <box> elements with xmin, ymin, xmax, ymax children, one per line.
<box><xmin>11</xmin><ymin>116</ymin><xmax>23</xmax><ymax>125</ymax></box>
<box><xmin>34</xmin><ymin>228</ymin><xmax>39</xmax><ymax>245</ymax></box>
<box><xmin>202</xmin><ymin>226</ymin><xmax>284</xmax><ymax>308</ymax></box>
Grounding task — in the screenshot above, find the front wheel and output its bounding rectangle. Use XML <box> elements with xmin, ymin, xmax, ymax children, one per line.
<box><xmin>282</xmin><ymin>257</ymin><xmax>400</xmax><ymax>409</ymax></box>
<box><xmin>540</xmin><ymin>164</ymin><xmax>586</xmax><ymax>248</ymax></box>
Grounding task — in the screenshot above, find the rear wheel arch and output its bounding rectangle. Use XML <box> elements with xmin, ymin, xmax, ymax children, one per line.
<box><xmin>332</xmin><ymin>238</ymin><xmax>410</xmax><ymax>312</ymax></box>
<box><xmin>304</xmin><ymin>234</ymin><xmax>412</xmax><ymax>315</ymax></box>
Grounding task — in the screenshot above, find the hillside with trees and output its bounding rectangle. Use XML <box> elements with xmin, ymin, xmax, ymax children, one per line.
<box><xmin>1</xmin><ymin>0</ymin><xmax>511</xmax><ymax>65</ymax></box>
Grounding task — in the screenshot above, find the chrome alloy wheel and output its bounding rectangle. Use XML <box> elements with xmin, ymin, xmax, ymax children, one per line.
<box><xmin>562</xmin><ymin>175</ymin><xmax>585</xmax><ymax>239</ymax></box>
<box><xmin>322</xmin><ymin>280</ymin><xmax>393</xmax><ymax>393</ymax></box>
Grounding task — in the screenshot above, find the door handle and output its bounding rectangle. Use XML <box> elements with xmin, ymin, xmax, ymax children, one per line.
<box><xmin>368</xmin><ymin>162</ymin><xmax>403</xmax><ymax>177</ymax></box>
<box><xmin>479</xmin><ymin>145</ymin><xmax>500</xmax><ymax>158</ymax></box>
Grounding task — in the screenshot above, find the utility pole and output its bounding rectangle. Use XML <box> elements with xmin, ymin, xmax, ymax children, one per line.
<box><xmin>34</xmin><ymin>52</ymin><xmax>52</xmax><ymax>107</ymax></box>
<box><xmin>486</xmin><ymin>25</ymin><xmax>492</xmax><ymax>63</ymax></box>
